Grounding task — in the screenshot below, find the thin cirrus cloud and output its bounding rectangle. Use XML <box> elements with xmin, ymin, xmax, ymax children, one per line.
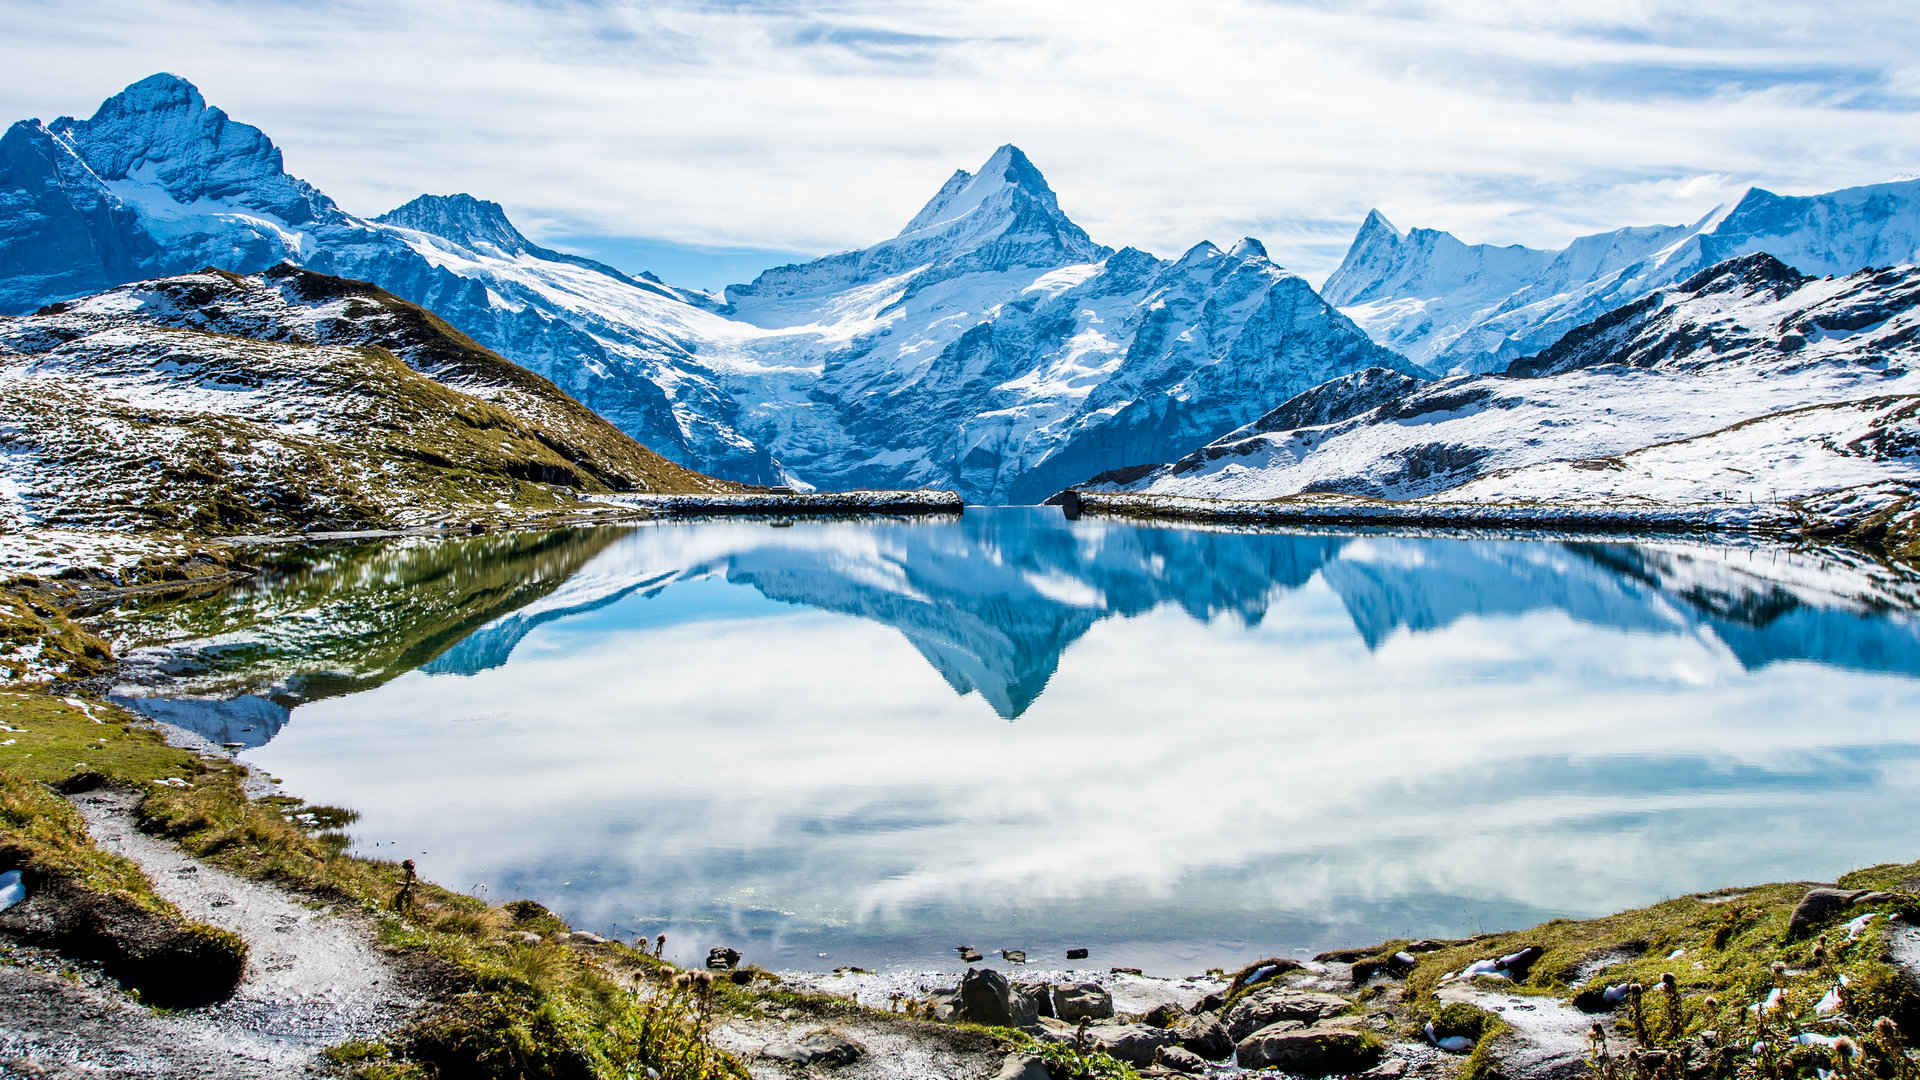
<box><xmin>0</xmin><ymin>0</ymin><xmax>1916</xmax><ymax>289</ymax></box>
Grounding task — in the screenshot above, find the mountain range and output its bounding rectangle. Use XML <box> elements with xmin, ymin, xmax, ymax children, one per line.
<box><xmin>7</xmin><ymin>73</ymin><xmax>1920</xmax><ymax>518</ymax></box>
<box><xmin>1323</xmin><ymin>179</ymin><xmax>1920</xmax><ymax>374</ymax></box>
<box><xmin>0</xmin><ymin>75</ymin><xmax>1411</xmax><ymax>502</ymax></box>
<box><xmin>1098</xmin><ymin>254</ymin><xmax>1920</xmax><ymax>541</ymax></box>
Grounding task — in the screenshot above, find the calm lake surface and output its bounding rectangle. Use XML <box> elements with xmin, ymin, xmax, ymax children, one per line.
<box><xmin>115</xmin><ymin>507</ymin><xmax>1920</xmax><ymax>973</ymax></box>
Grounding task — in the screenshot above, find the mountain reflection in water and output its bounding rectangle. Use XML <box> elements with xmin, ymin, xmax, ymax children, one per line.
<box><xmin>114</xmin><ymin>508</ymin><xmax>1920</xmax><ymax>971</ymax></box>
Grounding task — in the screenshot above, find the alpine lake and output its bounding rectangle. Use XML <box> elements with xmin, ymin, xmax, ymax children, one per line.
<box><xmin>104</xmin><ymin>507</ymin><xmax>1920</xmax><ymax>975</ymax></box>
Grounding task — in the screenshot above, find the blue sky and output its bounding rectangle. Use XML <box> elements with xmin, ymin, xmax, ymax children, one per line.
<box><xmin>2</xmin><ymin>0</ymin><xmax>1918</xmax><ymax>290</ymax></box>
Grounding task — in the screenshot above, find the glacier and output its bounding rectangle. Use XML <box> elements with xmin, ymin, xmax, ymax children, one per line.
<box><xmin>0</xmin><ymin>74</ymin><xmax>1412</xmax><ymax>502</ymax></box>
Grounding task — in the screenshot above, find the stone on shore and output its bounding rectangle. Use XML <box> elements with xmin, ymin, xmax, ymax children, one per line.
<box><xmin>1789</xmin><ymin>888</ymin><xmax>1869</xmax><ymax>938</ymax></box>
<box><xmin>996</xmin><ymin>1055</ymin><xmax>1051</xmax><ymax>1080</ymax></box>
<box><xmin>1053</xmin><ymin>981</ymin><xmax>1115</xmax><ymax>1023</ymax></box>
<box><xmin>1222</xmin><ymin>986</ymin><xmax>1351</xmax><ymax>1041</ymax></box>
<box><xmin>960</xmin><ymin>968</ymin><xmax>1037</xmax><ymax>1029</ymax></box>
<box><xmin>1234</xmin><ymin>1021</ymin><xmax>1381</xmax><ymax>1074</ymax></box>
<box><xmin>1174</xmin><ymin>1013</ymin><xmax>1235</xmax><ymax>1060</ymax></box>
<box><xmin>1085</xmin><ymin>1023</ymin><xmax>1174</xmax><ymax>1065</ymax></box>
<box><xmin>1155</xmin><ymin>1044</ymin><xmax>1208</xmax><ymax>1073</ymax></box>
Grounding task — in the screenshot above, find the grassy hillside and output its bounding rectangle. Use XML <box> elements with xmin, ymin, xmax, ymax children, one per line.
<box><xmin>0</xmin><ymin>267</ymin><xmax>740</xmax><ymax>540</ymax></box>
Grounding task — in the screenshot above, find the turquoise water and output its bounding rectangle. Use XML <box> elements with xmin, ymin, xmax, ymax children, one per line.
<box><xmin>120</xmin><ymin>508</ymin><xmax>1920</xmax><ymax>973</ymax></box>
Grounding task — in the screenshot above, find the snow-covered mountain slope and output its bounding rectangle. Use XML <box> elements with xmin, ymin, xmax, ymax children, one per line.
<box><xmin>0</xmin><ymin>74</ymin><xmax>1411</xmax><ymax>501</ymax></box>
<box><xmin>1103</xmin><ymin>255</ymin><xmax>1920</xmax><ymax>521</ymax></box>
<box><xmin>1324</xmin><ymin>178</ymin><xmax>1920</xmax><ymax>373</ymax></box>
<box><xmin>0</xmin><ymin>267</ymin><xmax>735</xmax><ymax>536</ymax></box>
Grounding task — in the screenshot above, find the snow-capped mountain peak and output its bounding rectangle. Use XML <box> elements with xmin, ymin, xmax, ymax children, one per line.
<box><xmin>2</xmin><ymin>77</ymin><xmax>1410</xmax><ymax>503</ymax></box>
<box><xmin>1327</xmin><ymin>175</ymin><xmax>1920</xmax><ymax>374</ymax></box>
<box><xmin>377</xmin><ymin>193</ymin><xmax>534</xmax><ymax>256</ymax></box>
<box><xmin>900</xmin><ymin>144</ymin><xmax>1057</xmax><ymax>234</ymax></box>
<box><xmin>1228</xmin><ymin>236</ymin><xmax>1269</xmax><ymax>260</ymax></box>
<box><xmin>47</xmin><ymin>72</ymin><xmax>333</xmax><ymax>226</ymax></box>
<box><xmin>724</xmin><ymin>143</ymin><xmax>1109</xmax><ymax>309</ymax></box>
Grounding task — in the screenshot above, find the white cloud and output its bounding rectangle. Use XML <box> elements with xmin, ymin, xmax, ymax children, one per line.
<box><xmin>2</xmin><ymin>0</ymin><xmax>1917</xmax><ymax>284</ymax></box>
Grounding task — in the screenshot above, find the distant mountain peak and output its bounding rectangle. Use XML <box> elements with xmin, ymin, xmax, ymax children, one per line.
<box><xmin>45</xmin><ymin>73</ymin><xmax>332</xmax><ymax>227</ymax></box>
<box><xmin>1229</xmin><ymin>237</ymin><xmax>1269</xmax><ymax>260</ymax></box>
<box><xmin>898</xmin><ymin>143</ymin><xmax>1080</xmax><ymax>240</ymax></box>
<box><xmin>98</xmin><ymin>72</ymin><xmax>207</xmax><ymax>115</ymax></box>
<box><xmin>378</xmin><ymin>193</ymin><xmax>533</xmax><ymax>254</ymax></box>
<box><xmin>1357</xmin><ymin>209</ymin><xmax>1400</xmax><ymax>238</ymax></box>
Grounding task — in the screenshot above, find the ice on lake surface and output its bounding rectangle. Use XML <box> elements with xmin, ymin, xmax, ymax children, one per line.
<box><xmin>114</xmin><ymin>508</ymin><xmax>1920</xmax><ymax>973</ymax></box>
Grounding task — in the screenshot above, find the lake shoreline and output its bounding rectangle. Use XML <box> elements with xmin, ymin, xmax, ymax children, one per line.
<box><xmin>1052</xmin><ymin>487</ymin><xmax>1920</xmax><ymax>562</ymax></box>
<box><xmin>6</xmin><ymin>510</ymin><xmax>1920</xmax><ymax>1079</ymax></box>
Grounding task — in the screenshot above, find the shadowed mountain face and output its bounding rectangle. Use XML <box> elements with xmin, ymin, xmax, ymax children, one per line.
<box><xmin>117</xmin><ymin>510</ymin><xmax>1920</xmax><ymax>729</ymax></box>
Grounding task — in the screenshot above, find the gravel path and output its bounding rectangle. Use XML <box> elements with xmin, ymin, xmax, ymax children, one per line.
<box><xmin>1</xmin><ymin>788</ymin><xmax>421</xmax><ymax>1079</ymax></box>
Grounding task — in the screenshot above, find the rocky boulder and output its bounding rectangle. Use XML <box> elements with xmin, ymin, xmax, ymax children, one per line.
<box><xmin>1053</xmin><ymin>981</ymin><xmax>1115</xmax><ymax>1023</ymax></box>
<box><xmin>1012</xmin><ymin>980</ymin><xmax>1055</xmax><ymax>1018</ymax></box>
<box><xmin>1140</xmin><ymin>1001</ymin><xmax>1186</xmax><ymax>1028</ymax></box>
<box><xmin>1222</xmin><ymin>986</ymin><xmax>1352</xmax><ymax>1041</ymax></box>
<box><xmin>960</xmin><ymin>967</ymin><xmax>1038</xmax><ymax>1029</ymax></box>
<box><xmin>1788</xmin><ymin>888</ymin><xmax>1878</xmax><ymax>939</ymax></box>
<box><xmin>996</xmin><ymin>1055</ymin><xmax>1051</xmax><ymax>1080</ymax></box>
<box><xmin>1174</xmin><ymin>1013</ymin><xmax>1235</xmax><ymax>1060</ymax></box>
<box><xmin>1085</xmin><ymin>1023</ymin><xmax>1175</xmax><ymax>1066</ymax></box>
<box><xmin>1155</xmin><ymin>1044</ymin><xmax>1208</xmax><ymax>1073</ymax></box>
<box><xmin>1234</xmin><ymin>1021</ymin><xmax>1381</xmax><ymax>1075</ymax></box>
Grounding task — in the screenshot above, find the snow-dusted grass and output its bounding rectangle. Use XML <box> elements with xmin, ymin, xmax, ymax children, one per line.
<box><xmin>0</xmin><ymin>268</ymin><xmax>739</xmax><ymax>541</ymax></box>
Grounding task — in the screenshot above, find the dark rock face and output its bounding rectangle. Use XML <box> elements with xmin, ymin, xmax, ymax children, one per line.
<box><xmin>1222</xmin><ymin>987</ymin><xmax>1352</xmax><ymax>1041</ymax></box>
<box><xmin>1013</xmin><ymin>981</ymin><xmax>1055</xmax><ymax>1019</ymax></box>
<box><xmin>959</xmin><ymin>968</ymin><xmax>1037</xmax><ymax>1029</ymax></box>
<box><xmin>1234</xmin><ymin>1021</ymin><xmax>1381</xmax><ymax>1074</ymax></box>
<box><xmin>705</xmin><ymin>946</ymin><xmax>741</xmax><ymax>970</ymax></box>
